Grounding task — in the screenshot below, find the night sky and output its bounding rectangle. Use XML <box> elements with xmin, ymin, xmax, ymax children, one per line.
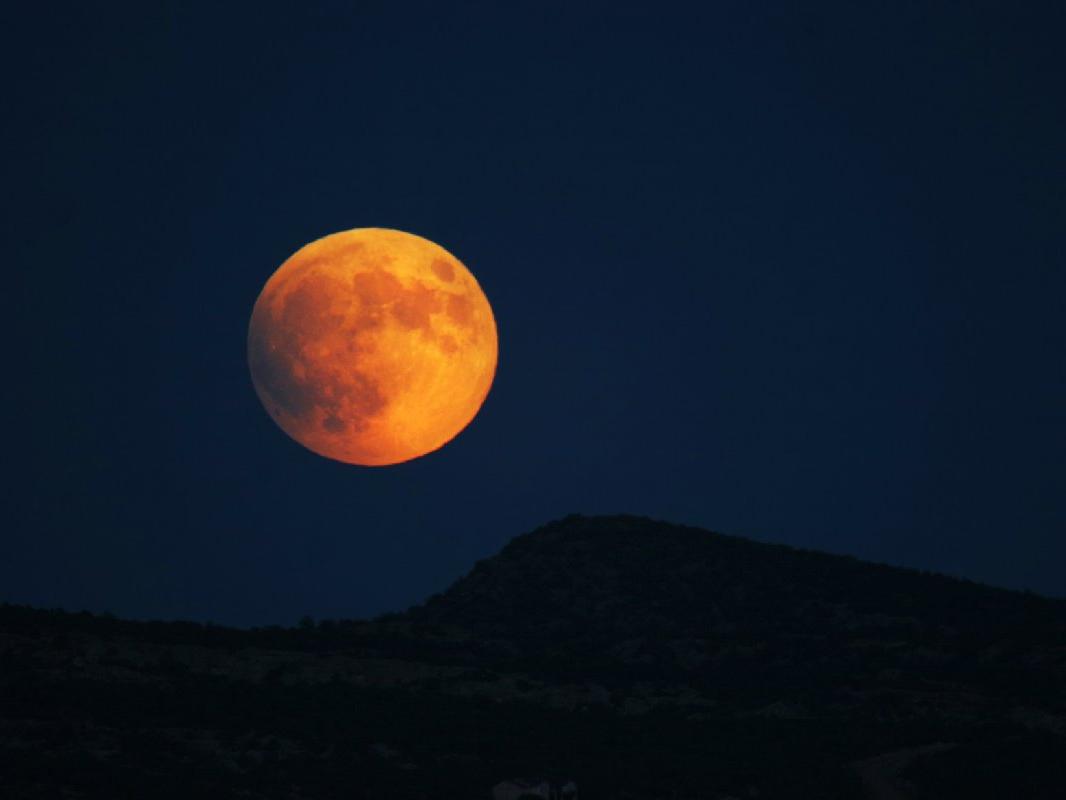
<box><xmin>6</xmin><ymin>2</ymin><xmax>1064</xmax><ymax>626</ymax></box>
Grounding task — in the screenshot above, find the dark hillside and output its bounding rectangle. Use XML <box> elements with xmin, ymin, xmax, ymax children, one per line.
<box><xmin>3</xmin><ymin>515</ymin><xmax>1064</xmax><ymax>799</ymax></box>
<box><xmin>412</xmin><ymin>515</ymin><xmax>1065</xmax><ymax>639</ymax></box>
<box><xmin>409</xmin><ymin>515</ymin><xmax>1066</xmax><ymax>713</ymax></box>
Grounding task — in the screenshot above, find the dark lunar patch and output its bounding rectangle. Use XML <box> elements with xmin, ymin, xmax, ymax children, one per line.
<box><xmin>322</xmin><ymin>415</ymin><xmax>346</xmax><ymax>433</ymax></box>
<box><xmin>351</xmin><ymin>268</ymin><xmax>403</xmax><ymax>308</ymax></box>
<box><xmin>305</xmin><ymin>371</ymin><xmax>387</xmax><ymax>435</ymax></box>
<box><xmin>430</xmin><ymin>258</ymin><xmax>455</xmax><ymax>282</ymax></box>
<box><xmin>250</xmin><ymin>266</ymin><xmax>393</xmax><ymax>441</ymax></box>
<box><xmin>248</xmin><ymin>301</ymin><xmax>314</xmax><ymax>419</ymax></box>
<box><xmin>279</xmin><ymin>273</ymin><xmax>347</xmax><ymax>339</ymax></box>
<box><xmin>345</xmin><ymin>370</ymin><xmax>387</xmax><ymax>423</ymax></box>
<box><xmin>391</xmin><ymin>280</ymin><xmax>443</xmax><ymax>331</ymax></box>
<box><xmin>251</xmin><ymin>327</ymin><xmax>386</xmax><ymax>432</ymax></box>
<box><xmin>249</xmin><ymin>345</ymin><xmax>312</xmax><ymax>419</ymax></box>
<box><xmin>447</xmin><ymin>292</ymin><xmax>473</xmax><ymax>326</ymax></box>
<box><xmin>249</xmin><ymin>350</ymin><xmax>310</xmax><ymax>419</ymax></box>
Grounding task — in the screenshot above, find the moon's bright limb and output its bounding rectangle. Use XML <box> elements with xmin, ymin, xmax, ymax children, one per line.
<box><xmin>247</xmin><ymin>228</ymin><xmax>497</xmax><ymax>466</ymax></box>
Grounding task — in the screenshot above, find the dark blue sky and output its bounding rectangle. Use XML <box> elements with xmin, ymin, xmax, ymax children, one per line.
<box><xmin>6</xmin><ymin>2</ymin><xmax>1064</xmax><ymax>625</ymax></box>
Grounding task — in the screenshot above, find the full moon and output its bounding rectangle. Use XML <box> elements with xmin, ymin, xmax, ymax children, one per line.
<box><xmin>248</xmin><ymin>228</ymin><xmax>497</xmax><ymax>466</ymax></box>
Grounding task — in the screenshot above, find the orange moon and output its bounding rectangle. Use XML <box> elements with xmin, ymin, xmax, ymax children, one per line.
<box><xmin>247</xmin><ymin>228</ymin><xmax>497</xmax><ymax>466</ymax></box>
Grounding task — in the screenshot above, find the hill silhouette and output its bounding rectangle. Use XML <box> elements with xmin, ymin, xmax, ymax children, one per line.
<box><xmin>409</xmin><ymin>515</ymin><xmax>1066</xmax><ymax>707</ymax></box>
<box><xmin>2</xmin><ymin>515</ymin><xmax>1064</xmax><ymax>798</ymax></box>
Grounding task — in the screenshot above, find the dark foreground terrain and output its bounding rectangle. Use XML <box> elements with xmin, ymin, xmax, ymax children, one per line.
<box><xmin>2</xmin><ymin>515</ymin><xmax>1065</xmax><ymax>798</ymax></box>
